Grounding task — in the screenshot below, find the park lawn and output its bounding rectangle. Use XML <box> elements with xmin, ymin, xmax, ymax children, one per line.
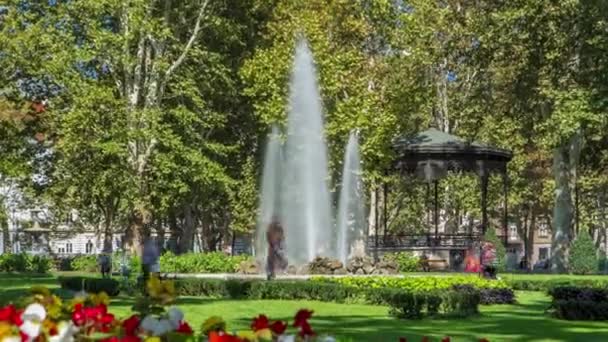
<box><xmin>1</xmin><ymin>274</ymin><xmax>607</xmax><ymax>341</ymax></box>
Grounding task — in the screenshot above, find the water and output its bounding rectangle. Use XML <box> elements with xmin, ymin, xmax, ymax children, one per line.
<box><xmin>336</xmin><ymin>131</ymin><xmax>365</xmax><ymax>263</ymax></box>
<box><xmin>255</xmin><ymin>125</ymin><xmax>282</xmax><ymax>263</ymax></box>
<box><xmin>281</xmin><ymin>38</ymin><xmax>333</xmax><ymax>264</ymax></box>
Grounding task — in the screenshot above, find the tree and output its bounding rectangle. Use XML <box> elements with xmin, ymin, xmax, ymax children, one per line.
<box><xmin>569</xmin><ymin>232</ymin><xmax>597</xmax><ymax>275</ymax></box>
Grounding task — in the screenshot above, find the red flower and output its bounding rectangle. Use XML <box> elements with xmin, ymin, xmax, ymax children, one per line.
<box><xmin>251</xmin><ymin>315</ymin><xmax>270</xmax><ymax>331</ymax></box>
<box><xmin>209</xmin><ymin>331</ymin><xmax>243</xmax><ymax>342</ymax></box>
<box><xmin>270</xmin><ymin>320</ymin><xmax>287</xmax><ymax>335</ymax></box>
<box><xmin>479</xmin><ymin>339</ymin><xmax>490</xmax><ymax>342</ymax></box>
<box><xmin>177</xmin><ymin>321</ymin><xmax>193</xmax><ymax>335</ymax></box>
<box><xmin>72</xmin><ymin>310</ymin><xmax>85</xmax><ymax>326</ymax></box>
<box><xmin>293</xmin><ymin>309</ymin><xmax>313</xmax><ymax>327</ymax></box>
<box><xmin>421</xmin><ymin>337</ymin><xmax>430</xmax><ymax>342</ymax></box>
<box><xmin>442</xmin><ymin>338</ymin><xmax>451</xmax><ymax>342</ymax></box>
<box><xmin>101</xmin><ymin>338</ymin><xmax>119</xmax><ymax>342</ymax></box>
<box><xmin>297</xmin><ymin>321</ymin><xmax>315</xmax><ymax>337</ymax></box>
<box><xmin>120</xmin><ymin>336</ymin><xmax>142</xmax><ymax>342</ymax></box>
<box><xmin>13</xmin><ymin>309</ymin><xmax>23</xmax><ymax>326</ymax></box>
<box><xmin>122</xmin><ymin>315</ymin><xmax>140</xmax><ymax>336</ymax></box>
<box><xmin>0</xmin><ymin>305</ymin><xmax>15</xmax><ymax>322</ymax></box>
<box><xmin>399</xmin><ymin>338</ymin><xmax>407</xmax><ymax>342</ymax></box>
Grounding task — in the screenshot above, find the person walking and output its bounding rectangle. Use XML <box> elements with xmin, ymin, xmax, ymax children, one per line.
<box><xmin>266</xmin><ymin>219</ymin><xmax>287</xmax><ymax>280</ymax></box>
<box><xmin>142</xmin><ymin>238</ymin><xmax>160</xmax><ymax>286</ymax></box>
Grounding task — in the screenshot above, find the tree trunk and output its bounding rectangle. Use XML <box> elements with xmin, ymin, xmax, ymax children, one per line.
<box><xmin>178</xmin><ymin>202</ymin><xmax>195</xmax><ymax>254</ymax></box>
<box><xmin>527</xmin><ymin>210</ymin><xmax>536</xmax><ymax>270</ymax></box>
<box><xmin>551</xmin><ymin>130</ymin><xmax>582</xmax><ymax>273</ymax></box>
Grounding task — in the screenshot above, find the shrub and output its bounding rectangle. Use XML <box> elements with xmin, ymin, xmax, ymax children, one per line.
<box><xmin>160</xmin><ymin>252</ymin><xmax>252</xmax><ymax>274</ymax></box>
<box><xmin>70</xmin><ymin>255</ymin><xmax>98</xmax><ymax>272</ymax></box>
<box><xmin>172</xmin><ymin>278</ymin><xmax>480</xmax><ymax>319</ymax></box>
<box><xmin>569</xmin><ymin>232</ymin><xmax>598</xmax><ymax>275</ymax></box>
<box><xmin>483</xmin><ymin>228</ymin><xmax>507</xmax><ymax>272</ymax></box>
<box><xmin>549</xmin><ymin>286</ymin><xmax>608</xmax><ymax>320</ymax></box>
<box><xmin>478</xmin><ymin>287</ymin><xmax>515</xmax><ymax>304</ymax></box>
<box><xmin>0</xmin><ymin>253</ymin><xmax>52</xmax><ymax>273</ymax></box>
<box><xmin>506</xmin><ymin>278</ymin><xmax>608</xmax><ymax>291</ymax></box>
<box><xmin>383</xmin><ymin>252</ymin><xmax>419</xmax><ymax>272</ymax></box>
<box><xmin>58</xmin><ymin>276</ymin><xmax>120</xmax><ymax>296</ymax></box>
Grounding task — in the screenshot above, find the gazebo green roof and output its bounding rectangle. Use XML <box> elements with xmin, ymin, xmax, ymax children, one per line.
<box><xmin>393</xmin><ymin>128</ymin><xmax>512</xmax><ymax>158</ymax></box>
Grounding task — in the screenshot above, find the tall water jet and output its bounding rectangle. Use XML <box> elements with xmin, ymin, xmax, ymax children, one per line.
<box><xmin>336</xmin><ymin>131</ymin><xmax>365</xmax><ymax>264</ymax></box>
<box><xmin>282</xmin><ymin>38</ymin><xmax>333</xmax><ymax>264</ymax></box>
<box><xmin>255</xmin><ymin>125</ymin><xmax>282</xmax><ymax>263</ymax></box>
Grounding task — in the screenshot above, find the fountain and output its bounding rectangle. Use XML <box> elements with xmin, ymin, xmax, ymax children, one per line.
<box><xmin>281</xmin><ymin>38</ymin><xmax>333</xmax><ymax>264</ymax></box>
<box><xmin>336</xmin><ymin>131</ymin><xmax>365</xmax><ymax>264</ymax></box>
<box><xmin>255</xmin><ymin>38</ymin><xmax>373</xmax><ymax>273</ymax></box>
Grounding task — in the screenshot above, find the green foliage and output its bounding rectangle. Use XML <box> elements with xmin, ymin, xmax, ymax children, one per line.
<box><xmin>314</xmin><ymin>275</ymin><xmax>510</xmax><ymax>291</ymax></box>
<box><xmin>159</xmin><ymin>252</ymin><xmax>252</xmax><ymax>274</ymax></box>
<box><xmin>549</xmin><ymin>286</ymin><xmax>608</xmax><ymax>320</ymax></box>
<box><xmin>483</xmin><ymin>229</ymin><xmax>507</xmax><ymax>272</ymax></box>
<box><xmin>569</xmin><ymin>233</ymin><xmax>598</xmax><ymax>275</ymax></box>
<box><xmin>173</xmin><ymin>278</ymin><xmax>480</xmax><ymax>319</ymax></box>
<box><xmin>505</xmin><ymin>278</ymin><xmax>608</xmax><ymax>292</ymax></box>
<box><xmin>0</xmin><ymin>253</ymin><xmax>51</xmax><ymax>273</ymax></box>
<box><xmin>70</xmin><ymin>255</ymin><xmax>99</xmax><ymax>273</ymax></box>
<box><xmin>382</xmin><ymin>252</ymin><xmax>420</xmax><ymax>272</ymax></box>
<box><xmin>58</xmin><ymin>276</ymin><xmax>120</xmax><ymax>296</ymax></box>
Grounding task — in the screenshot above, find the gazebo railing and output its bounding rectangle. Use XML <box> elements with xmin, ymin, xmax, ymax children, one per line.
<box><xmin>367</xmin><ymin>233</ymin><xmax>481</xmax><ymax>250</ymax></box>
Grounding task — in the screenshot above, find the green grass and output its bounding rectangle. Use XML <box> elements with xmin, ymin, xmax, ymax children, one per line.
<box><xmin>2</xmin><ymin>274</ymin><xmax>608</xmax><ymax>341</ymax></box>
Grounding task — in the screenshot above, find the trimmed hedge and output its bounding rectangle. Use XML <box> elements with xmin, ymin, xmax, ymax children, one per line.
<box><xmin>173</xmin><ymin>278</ymin><xmax>480</xmax><ymax>319</ymax></box>
<box><xmin>58</xmin><ymin>276</ymin><xmax>120</xmax><ymax>296</ymax></box>
<box><xmin>549</xmin><ymin>286</ymin><xmax>608</xmax><ymax>320</ymax></box>
<box><xmin>505</xmin><ymin>278</ymin><xmax>608</xmax><ymax>292</ymax></box>
<box><xmin>314</xmin><ymin>275</ymin><xmax>514</xmax><ymax>305</ymax></box>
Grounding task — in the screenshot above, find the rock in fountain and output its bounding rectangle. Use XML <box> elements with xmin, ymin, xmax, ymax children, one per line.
<box><xmin>281</xmin><ymin>38</ymin><xmax>333</xmax><ymax>264</ymax></box>
<box><xmin>336</xmin><ymin>131</ymin><xmax>365</xmax><ymax>264</ymax></box>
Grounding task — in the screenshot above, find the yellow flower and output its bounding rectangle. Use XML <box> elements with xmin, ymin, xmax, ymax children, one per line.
<box><xmin>146</xmin><ymin>276</ymin><xmax>175</xmax><ymax>304</ymax></box>
<box><xmin>46</xmin><ymin>296</ymin><xmax>63</xmax><ymax>320</ymax></box>
<box><xmin>201</xmin><ymin>316</ymin><xmax>226</xmax><ymax>334</ymax></box>
<box><xmin>144</xmin><ymin>337</ymin><xmax>161</xmax><ymax>342</ymax></box>
<box><xmin>255</xmin><ymin>328</ymin><xmax>272</xmax><ymax>340</ymax></box>
<box><xmin>0</xmin><ymin>322</ymin><xmax>12</xmax><ymax>338</ymax></box>
<box><xmin>30</xmin><ymin>286</ymin><xmax>51</xmax><ymax>297</ymax></box>
<box><xmin>42</xmin><ymin>319</ymin><xmax>57</xmax><ymax>336</ymax></box>
<box><xmin>67</xmin><ymin>296</ymin><xmax>85</xmax><ymax>310</ymax></box>
<box><xmin>89</xmin><ymin>292</ymin><xmax>110</xmax><ymax>306</ymax></box>
<box><xmin>236</xmin><ymin>330</ymin><xmax>258</xmax><ymax>341</ymax></box>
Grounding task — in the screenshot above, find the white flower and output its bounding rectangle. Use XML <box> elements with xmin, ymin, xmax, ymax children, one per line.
<box><xmin>140</xmin><ymin>316</ymin><xmax>159</xmax><ymax>333</ymax></box>
<box><xmin>20</xmin><ymin>303</ymin><xmax>47</xmax><ymax>342</ymax></box>
<box><xmin>154</xmin><ymin>319</ymin><xmax>173</xmax><ymax>336</ymax></box>
<box><xmin>140</xmin><ymin>316</ymin><xmax>173</xmax><ymax>336</ymax></box>
<box><xmin>49</xmin><ymin>321</ymin><xmax>79</xmax><ymax>342</ymax></box>
<box><xmin>2</xmin><ymin>336</ymin><xmax>22</xmax><ymax>342</ymax></box>
<box><xmin>318</xmin><ymin>336</ymin><xmax>336</xmax><ymax>342</ymax></box>
<box><xmin>277</xmin><ymin>335</ymin><xmax>296</xmax><ymax>342</ymax></box>
<box><xmin>167</xmin><ymin>307</ymin><xmax>184</xmax><ymax>329</ymax></box>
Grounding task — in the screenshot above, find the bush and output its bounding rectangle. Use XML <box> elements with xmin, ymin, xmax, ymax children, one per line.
<box><xmin>314</xmin><ymin>275</ymin><xmax>511</xmax><ymax>305</ymax></box>
<box><xmin>549</xmin><ymin>286</ymin><xmax>608</xmax><ymax>320</ymax></box>
<box><xmin>569</xmin><ymin>233</ymin><xmax>598</xmax><ymax>275</ymax></box>
<box><xmin>483</xmin><ymin>229</ymin><xmax>507</xmax><ymax>272</ymax></box>
<box><xmin>0</xmin><ymin>253</ymin><xmax>52</xmax><ymax>273</ymax></box>
<box><xmin>58</xmin><ymin>276</ymin><xmax>120</xmax><ymax>296</ymax></box>
<box><xmin>70</xmin><ymin>255</ymin><xmax>98</xmax><ymax>273</ymax></box>
<box><xmin>506</xmin><ymin>278</ymin><xmax>608</xmax><ymax>291</ymax></box>
<box><xmin>160</xmin><ymin>252</ymin><xmax>252</xmax><ymax>274</ymax></box>
<box><xmin>383</xmin><ymin>252</ymin><xmax>419</xmax><ymax>272</ymax></box>
<box><xmin>172</xmin><ymin>278</ymin><xmax>480</xmax><ymax>319</ymax></box>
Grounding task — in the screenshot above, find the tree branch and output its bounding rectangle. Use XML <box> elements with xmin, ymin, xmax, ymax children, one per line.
<box><xmin>164</xmin><ymin>0</ymin><xmax>209</xmax><ymax>81</ymax></box>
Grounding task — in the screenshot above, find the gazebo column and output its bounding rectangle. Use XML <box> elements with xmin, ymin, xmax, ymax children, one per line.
<box><xmin>480</xmin><ymin>173</ymin><xmax>489</xmax><ymax>235</ymax></box>
<box><xmin>503</xmin><ymin>173</ymin><xmax>509</xmax><ymax>246</ymax></box>
<box><xmin>434</xmin><ymin>179</ymin><xmax>439</xmax><ymax>239</ymax></box>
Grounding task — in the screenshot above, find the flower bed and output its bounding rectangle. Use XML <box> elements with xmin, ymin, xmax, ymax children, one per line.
<box><xmin>313</xmin><ymin>276</ymin><xmax>515</xmax><ymax>305</ymax></box>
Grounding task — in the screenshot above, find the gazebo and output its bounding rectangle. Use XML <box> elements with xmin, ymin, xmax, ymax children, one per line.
<box><xmin>371</xmin><ymin>128</ymin><xmax>513</xmax><ymax>265</ymax></box>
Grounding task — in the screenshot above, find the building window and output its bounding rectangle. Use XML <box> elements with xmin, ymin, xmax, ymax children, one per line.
<box><xmin>85</xmin><ymin>240</ymin><xmax>94</xmax><ymax>254</ymax></box>
<box><xmin>58</xmin><ymin>247</ymin><xmax>65</xmax><ymax>254</ymax></box>
<box><xmin>539</xmin><ymin>247</ymin><xmax>550</xmax><ymax>261</ymax></box>
<box><xmin>66</xmin><ymin>242</ymin><xmax>73</xmax><ymax>254</ymax></box>
<box><xmin>509</xmin><ymin>225</ymin><xmax>518</xmax><ymax>240</ymax></box>
<box><xmin>539</xmin><ymin>222</ymin><xmax>549</xmax><ymax>238</ymax></box>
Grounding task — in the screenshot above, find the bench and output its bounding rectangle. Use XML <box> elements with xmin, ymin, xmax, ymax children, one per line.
<box><xmin>420</xmin><ymin>259</ymin><xmax>449</xmax><ymax>271</ymax></box>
